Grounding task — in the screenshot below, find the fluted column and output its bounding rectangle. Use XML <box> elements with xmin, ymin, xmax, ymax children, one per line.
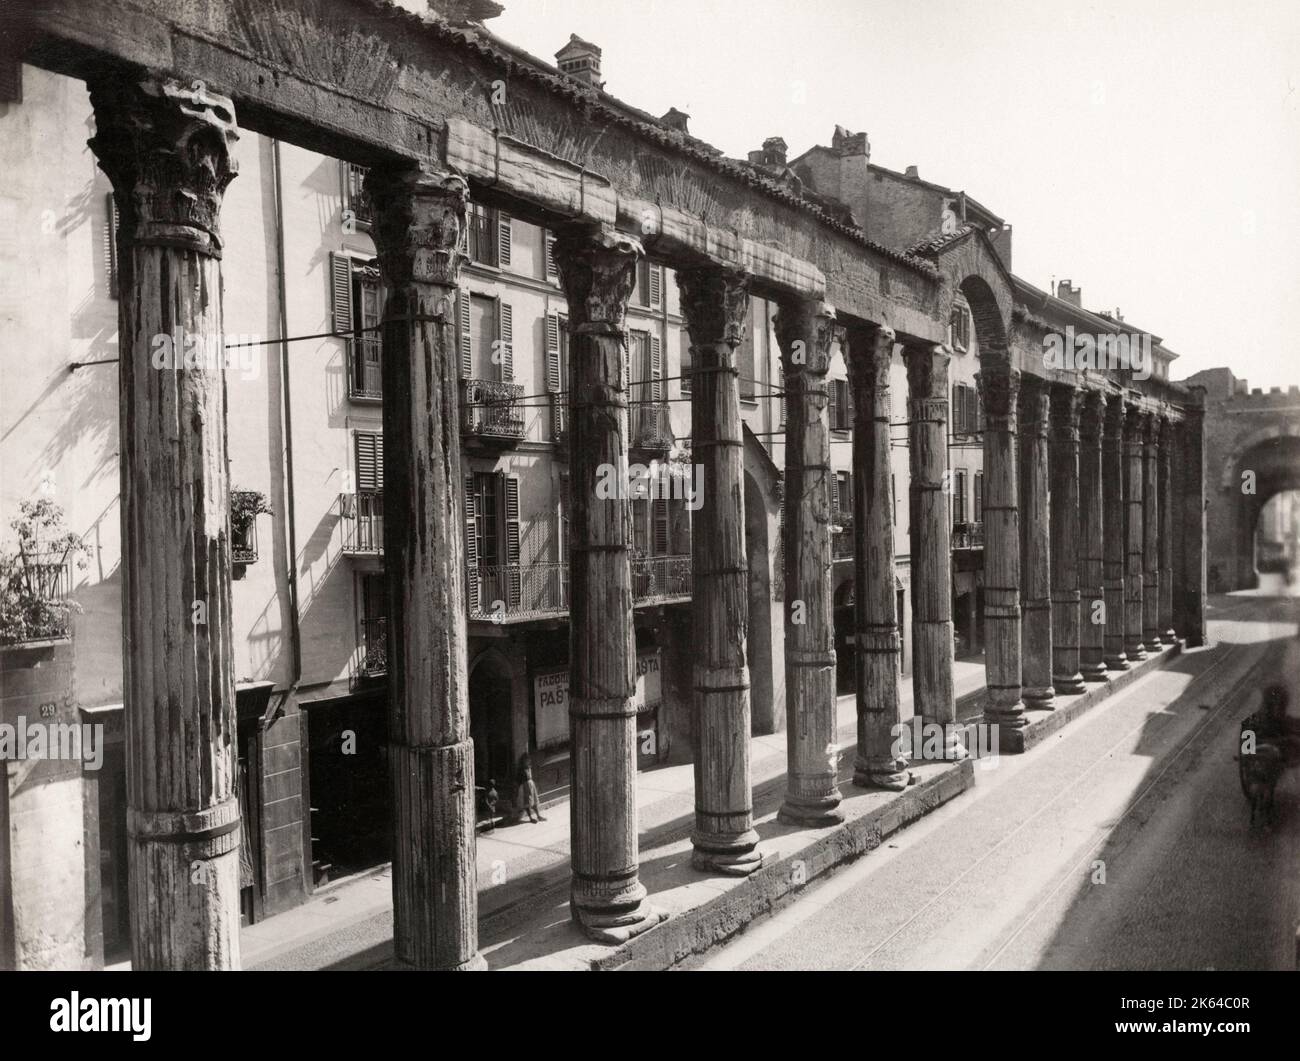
<box><xmin>89</xmin><ymin>77</ymin><xmax>240</xmax><ymax>971</ymax></box>
<box><xmin>677</xmin><ymin>266</ymin><xmax>761</xmax><ymax>874</ymax></box>
<box><xmin>1103</xmin><ymin>395</ymin><xmax>1129</xmax><ymax>670</ymax></box>
<box><xmin>1019</xmin><ymin>376</ymin><xmax>1054</xmax><ymax>706</ymax></box>
<box><xmin>775</xmin><ymin>298</ymin><xmax>843</xmax><ymax>827</ymax></box>
<box><xmin>554</xmin><ymin>225</ymin><xmax>664</xmax><ymax>941</ymax></box>
<box><xmin>849</xmin><ymin>325</ymin><xmax>910</xmax><ymax>789</ymax></box>
<box><xmin>1123</xmin><ymin>402</ymin><xmax>1148</xmax><ymax>660</ymax></box>
<box><xmin>1143</xmin><ymin>412</ymin><xmax>1162</xmax><ymax>649</ymax></box>
<box><xmin>978</xmin><ymin>366</ymin><xmax>1025</xmax><ymax>729</ymax></box>
<box><xmin>906</xmin><ymin>344</ymin><xmax>962</xmax><ymax>757</ymax></box>
<box><xmin>1049</xmin><ymin>384</ymin><xmax>1085</xmax><ymax>694</ymax></box>
<box><xmin>367</xmin><ymin>166</ymin><xmax>483</xmax><ymax>970</ymax></box>
<box><xmin>1078</xmin><ymin>390</ymin><xmax>1108</xmax><ymax>680</ymax></box>
<box><xmin>1176</xmin><ymin>398</ymin><xmax>1208</xmax><ymax>647</ymax></box>
<box><xmin>1158</xmin><ymin>416</ymin><xmax>1176</xmax><ymax>643</ymax></box>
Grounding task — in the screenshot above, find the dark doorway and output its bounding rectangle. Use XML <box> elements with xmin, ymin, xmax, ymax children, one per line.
<box><xmin>304</xmin><ymin>695</ymin><xmax>390</xmax><ymax>886</ymax></box>
<box><xmin>96</xmin><ymin>740</ymin><xmax>129</xmax><ymax>962</ymax></box>
<box><xmin>469</xmin><ymin>658</ymin><xmax>514</xmax><ymax>816</ymax></box>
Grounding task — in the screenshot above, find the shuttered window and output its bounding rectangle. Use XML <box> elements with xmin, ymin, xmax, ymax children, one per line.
<box><xmin>504</xmin><ymin>475</ymin><xmax>521</xmax><ymax>606</ymax></box>
<box><xmin>974</xmin><ymin>471</ymin><xmax>984</xmax><ymax>523</ymax></box>
<box><xmin>105</xmin><ymin>193</ymin><xmax>120</xmax><ymax>300</ymax></box>
<box><xmin>496</xmin><ymin>299</ymin><xmax>513</xmax><ymax>381</ymax></box>
<box><xmin>355</xmin><ymin>432</ymin><xmax>383</xmax><ymax>492</ymax></box>
<box><xmin>680</xmin><ymin>329</ymin><xmax>693</xmax><ymax>397</ymax></box>
<box><xmin>463</xmin><ymin>474</ymin><xmax>478</xmax><ymax>612</ymax></box>
<box><xmin>329</xmin><ymin>252</ymin><xmax>354</xmax><ymax>337</ymax></box>
<box><xmin>497</xmin><ymin>213</ymin><xmax>512</xmax><ymax>270</ymax></box>
<box><xmin>546</xmin><ymin>314</ymin><xmax>568</xmax><ymax>441</ymax></box>
<box><xmin>649</xmin><ymin>333</ymin><xmax>663</xmax><ymax>401</ymax></box>
<box><xmin>953</xmin><ymin>469</ymin><xmax>967</xmax><ymax>525</ymax></box>
<box><xmin>738</xmin><ymin>299</ymin><xmax>756</xmax><ymax>400</ymax></box>
<box><xmin>545</xmin><ymin>231</ymin><xmax>559</xmax><ymax>281</ymax></box>
<box><xmin>457</xmin><ymin>288</ymin><xmax>473</xmax><ymax>377</ymax></box>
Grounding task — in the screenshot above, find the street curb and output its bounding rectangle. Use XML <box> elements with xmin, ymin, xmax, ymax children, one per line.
<box><xmin>591</xmin><ymin>757</ymin><xmax>977</xmax><ymax>971</ymax></box>
<box><xmin>997</xmin><ymin>639</ymin><xmax>1185</xmax><ymax>754</ymax></box>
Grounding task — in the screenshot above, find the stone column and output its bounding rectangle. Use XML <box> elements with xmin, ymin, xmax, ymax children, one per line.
<box><xmin>89</xmin><ymin>77</ymin><xmax>240</xmax><ymax>970</ymax></box>
<box><xmin>1019</xmin><ymin>376</ymin><xmax>1054</xmax><ymax>706</ymax></box>
<box><xmin>1049</xmin><ymin>384</ymin><xmax>1085</xmax><ymax>694</ymax></box>
<box><xmin>1143</xmin><ymin>412</ymin><xmax>1162</xmax><ymax>649</ymax></box>
<box><xmin>1124</xmin><ymin>403</ymin><xmax>1148</xmax><ymax>661</ymax></box>
<box><xmin>1177</xmin><ymin>399</ymin><xmax>1208</xmax><ymax>646</ymax></box>
<box><xmin>775</xmin><ymin>298</ymin><xmax>843</xmax><ymax>826</ymax></box>
<box><xmin>553</xmin><ymin>225</ymin><xmax>663</xmax><ymax>941</ymax></box>
<box><xmin>677</xmin><ymin>266</ymin><xmax>761</xmax><ymax>874</ymax></box>
<box><xmin>906</xmin><ymin>344</ymin><xmax>962</xmax><ymax>757</ymax></box>
<box><xmin>978</xmin><ymin>366</ymin><xmax>1025</xmax><ymax>729</ymax></box>
<box><xmin>1078</xmin><ymin>390</ymin><xmax>1108</xmax><ymax>681</ymax></box>
<box><xmin>848</xmin><ymin>325</ymin><xmax>910</xmax><ymax>789</ymax></box>
<box><xmin>366</xmin><ymin>167</ymin><xmax>483</xmax><ymax>970</ymax></box>
<box><xmin>1158</xmin><ymin>417</ymin><xmax>1176</xmax><ymax>643</ymax></box>
<box><xmin>1103</xmin><ymin>395</ymin><xmax>1129</xmax><ymax>670</ymax></box>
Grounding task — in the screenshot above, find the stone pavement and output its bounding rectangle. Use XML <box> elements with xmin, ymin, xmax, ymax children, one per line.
<box><xmin>240</xmin><ymin>660</ymin><xmax>988</xmax><ymax>970</ymax></box>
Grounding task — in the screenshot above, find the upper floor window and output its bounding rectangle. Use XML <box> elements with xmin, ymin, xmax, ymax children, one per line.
<box><xmin>950</xmin><ymin>300</ymin><xmax>972</xmax><ymax>352</ymax></box>
<box><xmin>465</xmin><ymin>202</ymin><xmax>512</xmax><ymax>269</ymax></box>
<box><xmin>330</xmin><ymin>253</ymin><xmax>384</xmax><ymax>401</ymax></box>
<box><xmin>738</xmin><ymin>298</ymin><xmax>756</xmax><ymax>401</ymax></box>
<box><xmin>632</xmin><ymin>260</ymin><xmax>664</xmax><ymax>309</ymax></box>
<box><xmin>829</xmin><ymin>378</ymin><xmax>853</xmax><ymax>431</ymax></box>
<box><xmin>457</xmin><ymin>292</ymin><xmax>514</xmax><ymax>382</ymax></box>
<box><xmin>341</xmin><ymin>162</ymin><xmax>373</xmax><ymax>231</ymax></box>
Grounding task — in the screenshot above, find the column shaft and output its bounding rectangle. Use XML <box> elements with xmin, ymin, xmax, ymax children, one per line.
<box><xmin>849</xmin><ymin>326</ymin><xmax>910</xmax><ymax>789</ymax></box>
<box><xmin>1049</xmin><ymin>384</ymin><xmax>1085</xmax><ymax>693</ymax></box>
<box><xmin>1124</xmin><ymin>403</ymin><xmax>1148</xmax><ymax>660</ymax></box>
<box><xmin>775</xmin><ymin>299</ymin><xmax>843</xmax><ymax>826</ymax></box>
<box><xmin>554</xmin><ymin>225</ymin><xmax>662</xmax><ymax>942</ymax></box>
<box><xmin>1143</xmin><ymin>413</ymin><xmax>1162</xmax><ymax>648</ymax></box>
<box><xmin>978</xmin><ymin>367</ymin><xmax>1025</xmax><ymax>727</ymax></box>
<box><xmin>678</xmin><ymin>267</ymin><xmax>760</xmax><ymax>874</ymax></box>
<box><xmin>90</xmin><ymin>77</ymin><xmax>241</xmax><ymax>971</ymax></box>
<box><xmin>906</xmin><ymin>344</ymin><xmax>962</xmax><ymax>756</ymax></box>
<box><xmin>1103</xmin><ymin>395</ymin><xmax>1129</xmax><ymax>670</ymax></box>
<box><xmin>1177</xmin><ymin>400</ymin><xmax>1208</xmax><ymax>646</ymax></box>
<box><xmin>1019</xmin><ymin>377</ymin><xmax>1054</xmax><ymax>705</ymax></box>
<box><xmin>367</xmin><ymin>167</ymin><xmax>484</xmax><ymax>970</ymax></box>
<box><xmin>1078</xmin><ymin>391</ymin><xmax>1108</xmax><ymax>680</ymax></box>
<box><xmin>1158</xmin><ymin>417</ymin><xmax>1176</xmax><ymax>642</ymax></box>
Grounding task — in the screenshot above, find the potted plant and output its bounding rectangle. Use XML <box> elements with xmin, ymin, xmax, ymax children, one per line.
<box><xmin>0</xmin><ymin>498</ymin><xmax>87</xmax><ymax>647</ymax></box>
<box><xmin>230</xmin><ymin>488</ymin><xmax>272</xmax><ymax>574</ymax></box>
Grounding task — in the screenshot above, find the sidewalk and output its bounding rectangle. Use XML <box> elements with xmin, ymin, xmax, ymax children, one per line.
<box><xmin>242</xmin><ymin>660</ymin><xmax>987</xmax><ymax>970</ymax></box>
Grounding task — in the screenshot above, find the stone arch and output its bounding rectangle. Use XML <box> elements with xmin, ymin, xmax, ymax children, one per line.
<box><xmin>1218</xmin><ymin>423</ymin><xmax>1300</xmax><ymax>491</ymax></box>
<box><xmin>1210</xmin><ymin>431</ymin><xmax>1300</xmax><ymax>590</ymax></box>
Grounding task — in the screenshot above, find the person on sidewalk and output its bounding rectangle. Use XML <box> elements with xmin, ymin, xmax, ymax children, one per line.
<box><xmin>515</xmin><ymin>752</ymin><xmax>545</xmax><ymax>823</ymax></box>
<box><xmin>480</xmin><ymin>778</ymin><xmax>499</xmax><ymax>832</ymax></box>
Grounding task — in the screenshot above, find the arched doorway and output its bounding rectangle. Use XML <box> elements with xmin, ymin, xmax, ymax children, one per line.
<box><xmin>468</xmin><ymin>652</ymin><xmax>514</xmax><ymax>814</ymax></box>
<box><xmin>1220</xmin><ymin>434</ymin><xmax>1300</xmax><ymax>590</ymax></box>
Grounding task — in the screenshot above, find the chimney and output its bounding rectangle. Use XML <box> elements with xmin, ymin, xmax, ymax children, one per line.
<box><xmin>660</xmin><ymin>107</ymin><xmax>690</xmax><ymax>134</ymax></box>
<box><xmin>748</xmin><ymin>136</ymin><xmax>788</xmax><ymax>168</ymax></box>
<box><xmin>832</xmin><ymin>125</ymin><xmax>871</xmax><ymax>223</ymax></box>
<box><xmin>1057</xmin><ymin>279</ymin><xmax>1082</xmax><ymax>307</ymax></box>
<box><xmin>831</xmin><ymin>125</ymin><xmax>869</xmax><ymax>157</ymax></box>
<box><xmin>556</xmin><ymin>33</ymin><xmax>604</xmax><ymax>89</ymax></box>
<box><xmin>904</xmin><ymin>165</ymin><xmax>919</xmax><ymax>180</ymax></box>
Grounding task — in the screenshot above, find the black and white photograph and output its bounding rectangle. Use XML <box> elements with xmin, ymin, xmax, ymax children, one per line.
<box><xmin>1</xmin><ymin>0</ymin><xmax>1297</xmax><ymax>1041</ymax></box>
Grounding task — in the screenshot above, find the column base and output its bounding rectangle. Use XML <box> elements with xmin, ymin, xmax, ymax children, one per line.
<box><xmin>394</xmin><ymin>951</ymin><xmax>488</xmax><ymax>971</ymax></box>
<box><xmin>1104</xmin><ymin>652</ymin><xmax>1130</xmax><ymax>671</ymax></box>
<box><xmin>778</xmin><ymin>791</ymin><xmax>845</xmax><ymax>828</ymax></box>
<box><xmin>691</xmin><ymin>828</ymin><xmax>763</xmax><ymax>876</ymax></box>
<box><xmin>572</xmin><ymin>883</ymin><xmax>666</xmax><ymax>945</ymax></box>
<box><xmin>1053</xmin><ymin>672</ymin><xmax>1087</xmax><ymax>695</ymax></box>
<box><xmin>1125</xmin><ymin>644</ymin><xmax>1148</xmax><ymax>661</ymax></box>
<box><xmin>1144</xmin><ymin>634</ymin><xmax>1163</xmax><ymax>650</ymax></box>
<box><xmin>1162</xmin><ymin>627</ymin><xmax>1176</xmax><ymax>644</ymax></box>
<box><xmin>1023</xmin><ymin>685</ymin><xmax>1056</xmax><ymax>707</ymax></box>
<box><xmin>985</xmin><ymin>706</ymin><xmax>1027</xmax><ymax>730</ymax></box>
<box><xmin>852</xmin><ymin>759</ymin><xmax>912</xmax><ymax>791</ymax></box>
<box><xmin>1080</xmin><ymin>660</ymin><xmax>1109</xmax><ymax>682</ymax></box>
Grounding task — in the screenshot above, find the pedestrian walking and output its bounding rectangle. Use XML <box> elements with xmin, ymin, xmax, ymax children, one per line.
<box><xmin>515</xmin><ymin>752</ymin><xmax>545</xmax><ymax>823</ymax></box>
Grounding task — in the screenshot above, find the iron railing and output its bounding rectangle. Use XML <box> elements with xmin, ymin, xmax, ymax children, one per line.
<box><xmin>632</xmin><ymin>554</ymin><xmax>691</xmax><ymax>602</ymax></box>
<box><xmin>462</xmin><ymin>378</ymin><xmax>526</xmax><ymax>441</ymax></box>
<box><xmin>631</xmin><ymin>401</ymin><xmax>673</xmax><ymax>452</ymax></box>
<box><xmin>348</xmin><ymin>334</ymin><xmax>383</xmax><ymax>400</ymax></box>
<box><xmin>359</xmin><ymin>616</ymin><xmax>386</xmax><ymax>676</ymax></box>
<box><xmin>467</xmin><ymin>555</ymin><xmax>691</xmax><ymax>621</ymax></box>
<box><xmin>342</xmin><ymin>490</ymin><xmax>384</xmax><ymax>555</ymax></box>
<box><xmin>952</xmin><ymin>521</ymin><xmax>985</xmax><ymax>549</ymax></box>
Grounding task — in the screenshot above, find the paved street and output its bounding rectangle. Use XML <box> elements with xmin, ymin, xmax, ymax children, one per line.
<box><xmin>693</xmin><ymin>583</ymin><xmax>1300</xmax><ymax>971</ymax></box>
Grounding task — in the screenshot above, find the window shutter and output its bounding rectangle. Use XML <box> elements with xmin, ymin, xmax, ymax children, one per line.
<box><xmin>968</xmin><ymin>387</ymin><xmax>979</xmax><ymax>434</ymax></box>
<box><xmin>775</xmin><ymin>491</ymin><xmax>786</xmax><ymax>601</ymax></box>
<box><xmin>545</xmin><ymin>231</ymin><xmax>558</xmax><ymax>280</ymax></box>
<box><xmin>105</xmin><ymin>193</ymin><xmax>120</xmax><ymax>300</ymax></box>
<box><xmin>464</xmin><ymin>474</ymin><xmax>479</xmax><ymax>613</ymax></box>
<box><xmin>458</xmin><ymin>288</ymin><xmax>472</xmax><ymax>378</ymax></box>
<box><xmin>547</xmin><ymin>314</ymin><xmax>564</xmax><ymax>440</ymax></box>
<box><xmin>497</xmin><ymin>213</ymin><xmax>512</xmax><ymax>269</ymax></box>
<box><xmin>355</xmin><ymin>432</ymin><xmax>383</xmax><ymax>492</ymax></box>
<box><xmin>830</xmin><ymin>472</ymin><xmax>840</xmax><ymax>518</ymax></box>
<box><xmin>779</xmin><ymin>363</ymin><xmax>787</xmax><ymax>429</ymax></box>
<box><xmin>497</xmin><ymin>300</ymin><xmax>513</xmax><ymax>381</ymax></box>
<box><xmin>649</xmin><ymin>264</ymin><xmax>663</xmax><ymax>308</ymax></box>
<box><xmin>505</xmin><ymin>476</ymin><xmax>522</xmax><ymax>606</ymax></box>
<box><xmin>653</xmin><ymin>498</ymin><xmax>670</xmax><ymax>555</ymax></box>
<box><xmin>974</xmin><ymin>472</ymin><xmax>984</xmax><ymax>522</ymax></box>
<box><xmin>650</xmin><ymin>333</ymin><xmax>663</xmax><ymax>402</ymax></box>
<box><xmin>330</xmin><ymin>253</ymin><xmax>354</xmax><ymax>336</ymax></box>
<box><xmin>846</xmin><ymin>377</ymin><xmax>855</xmax><ymax>429</ymax></box>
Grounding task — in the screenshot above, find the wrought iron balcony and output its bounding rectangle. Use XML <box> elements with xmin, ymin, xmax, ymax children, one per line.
<box><xmin>461</xmin><ymin>378</ymin><xmax>526</xmax><ymax>446</ymax></box>
<box><xmin>359</xmin><ymin>616</ymin><xmax>386</xmax><ymax>677</ymax></box>
<box><xmin>467</xmin><ymin>555</ymin><xmax>692</xmax><ymax>622</ymax></box>
<box><xmin>341</xmin><ymin>490</ymin><xmax>385</xmax><ymax>556</ymax></box>
<box><xmin>952</xmin><ymin>520</ymin><xmax>985</xmax><ymax>550</ymax></box>
<box><xmin>631</xmin><ymin>554</ymin><xmax>691</xmax><ymax>603</ymax></box>
<box><xmin>348</xmin><ymin>334</ymin><xmax>383</xmax><ymax>401</ymax></box>
<box><xmin>631</xmin><ymin>401</ymin><xmax>674</xmax><ymax>453</ymax></box>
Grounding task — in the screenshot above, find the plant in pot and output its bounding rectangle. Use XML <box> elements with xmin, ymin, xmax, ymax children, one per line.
<box><xmin>230</xmin><ymin>488</ymin><xmax>272</xmax><ymax>575</ymax></box>
<box><xmin>0</xmin><ymin>498</ymin><xmax>87</xmax><ymax>646</ymax></box>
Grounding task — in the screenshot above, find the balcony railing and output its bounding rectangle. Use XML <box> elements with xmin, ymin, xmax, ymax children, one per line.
<box><xmin>348</xmin><ymin>334</ymin><xmax>383</xmax><ymax>400</ymax></box>
<box><xmin>631</xmin><ymin>400</ymin><xmax>673</xmax><ymax>452</ymax></box>
<box><xmin>832</xmin><ymin>518</ymin><xmax>854</xmax><ymax>559</ymax></box>
<box><xmin>952</xmin><ymin>521</ymin><xmax>985</xmax><ymax>550</ymax></box>
<box><xmin>342</xmin><ymin>490</ymin><xmax>384</xmax><ymax>555</ymax></box>
<box><xmin>467</xmin><ymin>555</ymin><xmax>691</xmax><ymax>621</ymax></box>
<box><xmin>359</xmin><ymin>616</ymin><xmax>386</xmax><ymax>677</ymax></box>
<box><xmin>1</xmin><ymin>554</ymin><xmax>75</xmax><ymax>645</ymax></box>
<box><xmin>461</xmin><ymin>378</ymin><xmax>526</xmax><ymax>444</ymax></box>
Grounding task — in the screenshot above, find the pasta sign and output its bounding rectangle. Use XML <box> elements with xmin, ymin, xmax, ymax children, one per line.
<box><xmin>533</xmin><ymin>652</ymin><xmax>661</xmax><ymax>749</ymax></box>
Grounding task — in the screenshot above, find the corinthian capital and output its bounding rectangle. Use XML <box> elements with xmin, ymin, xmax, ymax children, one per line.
<box><xmin>88</xmin><ymin>78</ymin><xmax>239</xmax><ymax>257</ymax></box>
<box><xmin>677</xmin><ymin>266</ymin><xmax>750</xmax><ymax>350</ymax></box>
<box><xmin>367</xmin><ymin>167</ymin><xmax>469</xmax><ymax>289</ymax></box>
<box><xmin>774</xmin><ymin>298</ymin><xmax>836</xmax><ymax>376</ymax></box>
<box><xmin>553</xmin><ymin>224</ymin><xmax>643</xmax><ymax>332</ymax></box>
<box><xmin>846</xmin><ymin>324</ymin><xmax>895</xmax><ymax>397</ymax></box>
<box><xmin>977</xmin><ymin>366</ymin><xmax>1020</xmax><ymax>429</ymax></box>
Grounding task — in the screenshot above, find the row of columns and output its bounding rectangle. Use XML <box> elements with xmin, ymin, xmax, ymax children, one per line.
<box><xmin>91</xmin><ymin>76</ymin><xmax>1206</xmax><ymax>972</ymax></box>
